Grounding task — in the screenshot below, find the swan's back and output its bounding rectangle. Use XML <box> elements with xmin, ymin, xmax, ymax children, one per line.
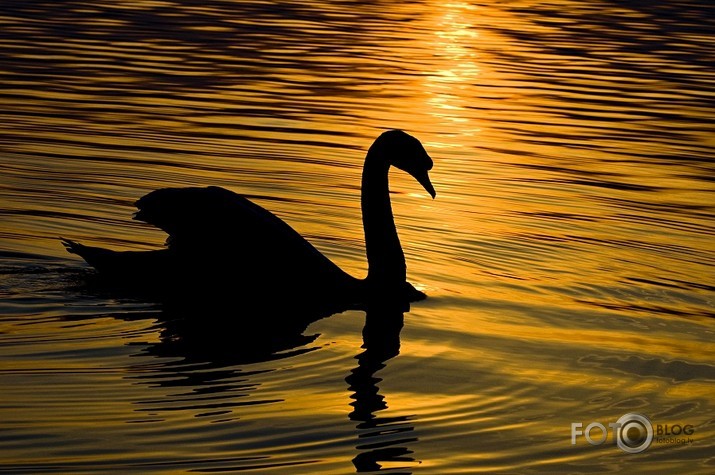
<box><xmin>134</xmin><ymin>186</ymin><xmax>358</xmax><ymax>300</ymax></box>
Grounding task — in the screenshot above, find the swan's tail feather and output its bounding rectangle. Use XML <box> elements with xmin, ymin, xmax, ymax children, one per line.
<box><xmin>61</xmin><ymin>237</ymin><xmax>85</xmax><ymax>255</ymax></box>
<box><xmin>61</xmin><ymin>238</ymin><xmax>100</xmax><ymax>267</ymax></box>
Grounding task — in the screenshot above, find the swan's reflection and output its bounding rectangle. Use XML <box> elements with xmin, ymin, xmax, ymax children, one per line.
<box><xmin>124</xmin><ymin>299</ymin><xmax>417</xmax><ymax>471</ymax></box>
<box><xmin>143</xmin><ymin>303</ymin><xmax>324</xmax><ymax>366</ymax></box>
<box><xmin>128</xmin><ymin>302</ymin><xmax>328</xmax><ymax>411</ymax></box>
<box><xmin>347</xmin><ymin>303</ymin><xmax>417</xmax><ymax>473</ymax></box>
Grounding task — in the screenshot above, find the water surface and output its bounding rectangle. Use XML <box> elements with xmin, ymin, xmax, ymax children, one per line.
<box><xmin>1</xmin><ymin>1</ymin><xmax>714</xmax><ymax>473</ymax></box>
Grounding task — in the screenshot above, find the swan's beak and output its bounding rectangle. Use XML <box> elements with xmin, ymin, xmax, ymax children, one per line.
<box><xmin>414</xmin><ymin>170</ymin><xmax>436</xmax><ymax>199</ymax></box>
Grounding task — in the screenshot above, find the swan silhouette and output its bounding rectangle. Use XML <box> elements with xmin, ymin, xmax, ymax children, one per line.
<box><xmin>62</xmin><ymin>130</ymin><xmax>435</xmax><ymax>307</ymax></box>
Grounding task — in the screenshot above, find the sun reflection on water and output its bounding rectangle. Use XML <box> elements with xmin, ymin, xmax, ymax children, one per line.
<box><xmin>425</xmin><ymin>2</ymin><xmax>481</xmax><ymax>131</ymax></box>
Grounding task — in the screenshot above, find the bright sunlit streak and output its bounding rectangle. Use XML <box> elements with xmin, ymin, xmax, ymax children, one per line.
<box><xmin>424</xmin><ymin>2</ymin><xmax>480</xmax><ymax>129</ymax></box>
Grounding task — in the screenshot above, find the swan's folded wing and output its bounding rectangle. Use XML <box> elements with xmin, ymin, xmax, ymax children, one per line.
<box><xmin>137</xmin><ymin>186</ymin><xmax>262</xmax><ymax>243</ymax></box>
<box><xmin>136</xmin><ymin>186</ymin><xmax>298</xmax><ymax>245</ymax></box>
<box><xmin>133</xmin><ymin>186</ymin><xmax>340</xmax><ymax>276</ymax></box>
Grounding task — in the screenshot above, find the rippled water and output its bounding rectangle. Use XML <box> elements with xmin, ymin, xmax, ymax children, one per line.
<box><xmin>1</xmin><ymin>1</ymin><xmax>714</xmax><ymax>473</ymax></box>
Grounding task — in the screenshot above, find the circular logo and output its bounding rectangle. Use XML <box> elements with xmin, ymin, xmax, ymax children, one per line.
<box><xmin>616</xmin><ymin>413</ymin><xmax>653</xmax><ymax>454</ymax></box>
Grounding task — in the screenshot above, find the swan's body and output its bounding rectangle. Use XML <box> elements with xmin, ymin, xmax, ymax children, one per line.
<box><xmin>63</xmin><ymin>130</ymin><xmax>435</xmax><ymax>306</ymax></box>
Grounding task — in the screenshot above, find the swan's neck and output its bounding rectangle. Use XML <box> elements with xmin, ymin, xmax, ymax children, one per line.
<box><xmin>361</xmin><ymin>150</ymin><xmax>405</xmax><ymax>287</ymax></box>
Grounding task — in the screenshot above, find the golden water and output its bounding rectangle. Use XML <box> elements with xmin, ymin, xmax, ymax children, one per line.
<box><xmin>1</xmin><ymin>1</ymin><xmax>714</xmax><ymax>473</ymax></box>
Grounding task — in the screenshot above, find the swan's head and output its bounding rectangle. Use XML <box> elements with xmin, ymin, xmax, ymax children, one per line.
<box><xmin>371</xmin><ymin>129</ymin><xmax>436</xmax><ymax>198</ymax></box>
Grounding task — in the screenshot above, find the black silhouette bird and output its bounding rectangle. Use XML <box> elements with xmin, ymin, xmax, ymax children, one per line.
<box><xmin>62</xmin><ymin>130</ymin><xmax>435</xmax><ymax>308</ymax></box>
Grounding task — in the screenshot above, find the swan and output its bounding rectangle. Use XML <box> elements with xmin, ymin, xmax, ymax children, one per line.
<box><xmin>62</xmin><ymin>130</ymin><xmax>435</xmax><ymax>306</ymax></box>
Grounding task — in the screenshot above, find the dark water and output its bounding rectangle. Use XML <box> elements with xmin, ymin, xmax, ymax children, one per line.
<box><xmin>1</xmin><ymin>1</ymin><xmax>714</xmax><ymax>473</ymax></box>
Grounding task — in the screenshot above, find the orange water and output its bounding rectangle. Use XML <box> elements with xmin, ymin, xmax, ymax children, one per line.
<box><xmin>1</xmin><ymin>1</ymin><xmax>714</xmax><ymax>473</ymax></box>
